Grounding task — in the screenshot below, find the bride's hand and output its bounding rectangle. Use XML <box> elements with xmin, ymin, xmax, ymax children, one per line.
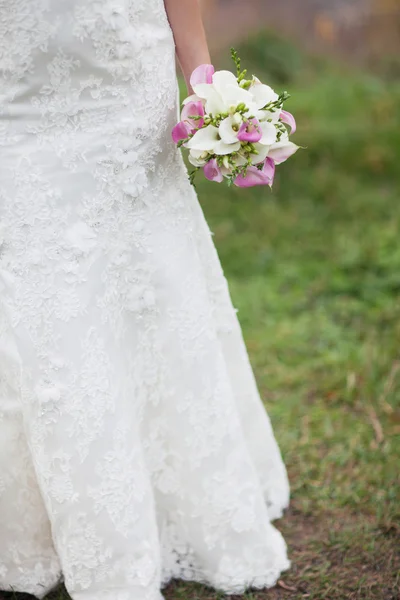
<box><xmin>163</xmin><ymin>0</ymin><xmax>212</xmax><ymax>96</ymax></box>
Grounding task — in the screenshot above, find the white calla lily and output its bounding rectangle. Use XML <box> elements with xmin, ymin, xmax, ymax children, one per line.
<box><xmin>193</xmin><ymin>70</ymin><xmax>264</xmax><ymax>118</ymax></box>
<box><xmin>259</xmin><ymin>121</ymin><xmax>278</xmax><ymax>146</ymax></box>
<box><xmin>212</xmin><ymin>71</ymin><xmax>257</xmax><ymax>114</ymax></box>
<box><xmin>186</xmin><ymin>125</ymin><xmax>220</xmax><ymax>152</ymax></box>
<box><xmin>259</xmin><ymin>108</ymin><xmax>282</xmax><ymax>123</ymax></box>
<box><xmin>212</xmin><ymin>70</ymin><xmax>239</xmax><ymax>95</ymax></box>
<box><xmin>219</xmin><ymin>115</ymin><xmax>240</xmax><ymax>144</ymax></box>
<box><xmin>214</xmin><ymin>140</ymin><xmax>241</xmax><ymax>155</ymax></box>
<box><xmin>222</xmin><ymin>85</ymin><xmax>258</xmax><ymax>114</ymax></box>
<box><xmin>188</xmin><ymin>149</ymin><xmax>208</xmax><ymax>167</ymax></box>
<box><xmin>250</xmin><ymin>83</ymin><xmax>278</xmax><ymax>109</ymax></box>
<box><xmin>232</xmin><ymin>153</ymin><xmax>248</xmax><ymax>167</ymax></box>
<box><xmin>277</xmin><ymin>130</ymin><xmax>289</xmax><ymax>145</ymax></box>
<box><xmin>220</xmin><ymin>165</ymin><xmax>232</xmax><ymax>177</ymax></box>
<box><xmin>250</xmin><ymin>143</ymin><xmax>271</xmax><ymax>165</ymax></box>
<box><xmin>187</xmin><ymin>122</ymin><xmax>241</xmax><ymax>156</ymax></box>
<box><xmin>192</xmin><ymin>83</ymin><xmax>227</xmax><ymax>116</ymax></box>
<box><xmin>220</xmin><ymin>151</ymin><xmax>247</xmax><ymax>177</ymax></box>
<box><xmin>191</xmin><ymin>83</ymin><xmax>213</xmax><ymax>100</ymax></box>
<box><xmin>221</xmin><ymin>153</ymin><xmax>247</xmax><ymax>176</ymax></box>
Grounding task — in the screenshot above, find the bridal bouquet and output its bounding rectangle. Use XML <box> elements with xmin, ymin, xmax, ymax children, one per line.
<box><xmin>172</xmin><ymin>49</ymin><xmax>299</xmax><ymax>188</ymax></box>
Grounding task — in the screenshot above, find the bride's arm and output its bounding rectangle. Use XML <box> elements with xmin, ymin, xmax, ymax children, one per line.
<box><xmin>163</xmin><ymin>0</ymin><xmax>211</xmax><ymax>94</ymax></box>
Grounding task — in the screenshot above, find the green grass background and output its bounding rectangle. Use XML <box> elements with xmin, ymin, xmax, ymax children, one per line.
<box><xmin>177</xmin><ymin>31</ymin><xmax>400</xmax><ymax>598</ymax></box>
<box><xmin>191</xmin><ymin>31</ymin><xmax>400</xmax><ymax>520</ymax></box>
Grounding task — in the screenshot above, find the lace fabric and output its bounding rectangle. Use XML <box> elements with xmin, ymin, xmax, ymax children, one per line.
<box><xmin>0</xmin><ymin>2</ymin><xmax>290</xmax><ymax>599</ymax></box>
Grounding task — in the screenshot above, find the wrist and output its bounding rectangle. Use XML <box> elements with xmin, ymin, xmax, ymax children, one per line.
<box><xmin>178</xmin><ymin>52</ymin><xmax>212</xmax><ymax>96</ymax></box>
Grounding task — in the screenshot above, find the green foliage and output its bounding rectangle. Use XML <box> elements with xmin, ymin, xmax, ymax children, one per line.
<box><xmin>236</xmin><ymin>30</ymin><xmax>305</xmax><ymax>85</ymax></box>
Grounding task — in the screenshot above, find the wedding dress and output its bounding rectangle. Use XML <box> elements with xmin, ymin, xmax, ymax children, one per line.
<box><xmin>0</xmin><ymin>1</ymin><xmax>290</xmax><ymax>599</ymax></box>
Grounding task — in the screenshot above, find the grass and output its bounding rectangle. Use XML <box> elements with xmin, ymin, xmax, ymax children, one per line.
<box><xmin>184</xmin><ymin>32</ymin><xmax>400</xmax><ymax>598</ymax></box>
<box><xmin>4</xmin><ymin>30</ymin><xmax>400</xmax><ymax>600</ymax></box>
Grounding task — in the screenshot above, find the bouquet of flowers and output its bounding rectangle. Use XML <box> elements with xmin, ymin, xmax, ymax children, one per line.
<box><xmin>172</xmin><ymin>49</ymin><xmax>299</xmax><ymax>188</ymax></box>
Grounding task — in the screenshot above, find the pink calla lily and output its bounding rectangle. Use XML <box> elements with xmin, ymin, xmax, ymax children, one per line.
<box><xmin>268</xmin><ymin>141</ymin><xmax>299</xmax><ymax>165</ymax></box>
<box><xmin>262</xmin><ymin>157</ymin><xmax>276</xmax><ymax>185</ymax></box>
<box><xmin>234</xmin><ymin>157</ymin><xmax>275</xmax><ymax>188</ymax></box>
<box><xmin>190</xmin><ymin>64</ymin><xmax>215</xmax><ymax>88</ymax></box>
<box><xmin>172</xmin><ymin>121</ymin><xmax>190</xmax><ymax>144</ymax></box>
<box><xmin>204</xmin><ymin>158</ymin><xmax>224</xmax><ymax>183</ymax></box>
<box><xmin>181</xmin><ymin>101</ymin><xmax>205</xmax><ymax>132</ymax></box>
<box><xmin>237</xmin><ymin>118</ymin><xmax>263</xmax><ymax>143</ymax></box>
<box><xmin>280</xmin><ymin>110</ymin><xmax>297</xmax><ymax>134</ymax></box>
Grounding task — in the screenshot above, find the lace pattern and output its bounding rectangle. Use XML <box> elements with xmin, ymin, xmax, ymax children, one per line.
<box><xmin>0</xmin><ymin>1</ymin><xmax>290</xmax><ymax>598</ymax></box>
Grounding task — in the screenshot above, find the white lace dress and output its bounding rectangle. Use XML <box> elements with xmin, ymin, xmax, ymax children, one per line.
<box><xmin>0</xmin><ymin>1</ymin><xmax>290</xmax><ymax>599</ymax></box>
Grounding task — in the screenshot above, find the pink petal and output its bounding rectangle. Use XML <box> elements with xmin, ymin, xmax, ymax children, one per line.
<box><xmin>234</xmin><ymin>165</ymin><xmax>271</xmax><ymax>188</ymax></box>
<box><xmin>280</xmin><ymin>110</ymin><xmax>297</xmax><ymax>134</ymax></box>
<box><xmin>172</xmin><ymin>121</ymin><xmax>190</xmax><ymax>144</ymax></box>
<box><xmin>262</xmin><ymin>157</ymin><xmax>276</xmax><ymax>185</ymax></box>
<box><xmin>181</xmin><ymin>101</ymin><xmax>205</xmax><ymax>132</ymax></box>
<box><xmin>203</xmin><ymin>159</ymin><xmax>224</xmax><ymax>183</ymax></box>
<box><xmin>268</xmin><ymin>142</ymin><xmax>299</xmax><ymax>165</ymax></box>
<box><xmin>190</xmin><ymin>64</ymin><xmax>215</xmax><ymax>87</ymax></box>
<box><xmin>237</xmin><ymin>118</ymin><xmax>262</xmax><ymax>143</ymax></box>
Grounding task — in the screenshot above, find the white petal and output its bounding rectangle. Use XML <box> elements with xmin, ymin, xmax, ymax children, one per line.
<box><xmin>212</xmin><ymin>70</ymin><xmax>239</xmax><ymax>96</ymax></box>
<box><xmin>192</xmin><ymin>83</ymin><xmax>227</xmax><ymax>115</ymax></box>
<box><xmin>214</xmin><ymin>140</ymin><xmax>241</xmax><ymax>156</ymax></box>
<box><xmin>220</xmin><ymin>165</ymin><xmax>232</xmax><ymax>177</ymax></box>
<box><xmin>188</xmin><ymin>149</ymin><xmax>208</xmax><ymax>167</ymax></box>
<box><xmin>251</xmin><ymin>143</ymin><xmax>271</xmax><ymax>165</ymax></box>
<box><xmin>250</xmin><ymin>83</ymin><xmax>278</xmax><ymax>109</ymax></box>
<box><xmin>221</xmin><ymin>85</ymin><xmax>255</xmax><ymax>111</ymax></box>
<box><xmin>219</xmin><ymin>116</ymin><xmax>239</xmax><ymax>144</ymax></box>
<box><xmin>271</xmin><ymin>108</ymin><xmax>282</xmax><ymax>122</ymax></box>
<box><xmin>280</xmin><ymin>130</ymin><xmax>289</xmax><ymax>143</ymax></box>
<box><xmin>232</xmin><ymin>153</ymin><xmax>248</xmax><ymax>167</ymax></box>
<box><xmin>205</xmin><ymin>90</ymin><xmax>228</xmax><ymax>116</ymax></box>
<box><xmin>252</xmin><ymin>108</ymin><xmax>267</xmax><ymax>121</ymax></box>
<box><xmin>186</xmin><ymin>125</ymin><xmax>219</xmax><ymax>152</ymax></box>
<box><xmin>259</xmin><ymin>108</ymin><xmax>281</xmax><ymax>123</ymax></box>
<box><xmin>192</xmin><ymin>83</ymin><xmax>215</xmax><ymax>100</ymax></box>
<box><xmin>259</xmin><ymin>121</ymin><xmax>278</xmax><ymax>146</ymax></box>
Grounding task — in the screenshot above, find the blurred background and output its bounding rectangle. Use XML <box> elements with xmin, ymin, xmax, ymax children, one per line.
<box><xmin>174</xmin><ymin>1</ymin><xmax>400</xmax><ymax>599</ymax></box>
<box><xmin>203</xmin><ymin>0</ymin><xmax>400</xmax><ymax>76</ymax></box>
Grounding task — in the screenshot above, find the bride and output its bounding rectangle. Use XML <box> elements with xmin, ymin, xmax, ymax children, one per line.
<box><xmin>0</xmin><ymin>1</ymin><xmax>290</xmax><ymax>598</ymax></box>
